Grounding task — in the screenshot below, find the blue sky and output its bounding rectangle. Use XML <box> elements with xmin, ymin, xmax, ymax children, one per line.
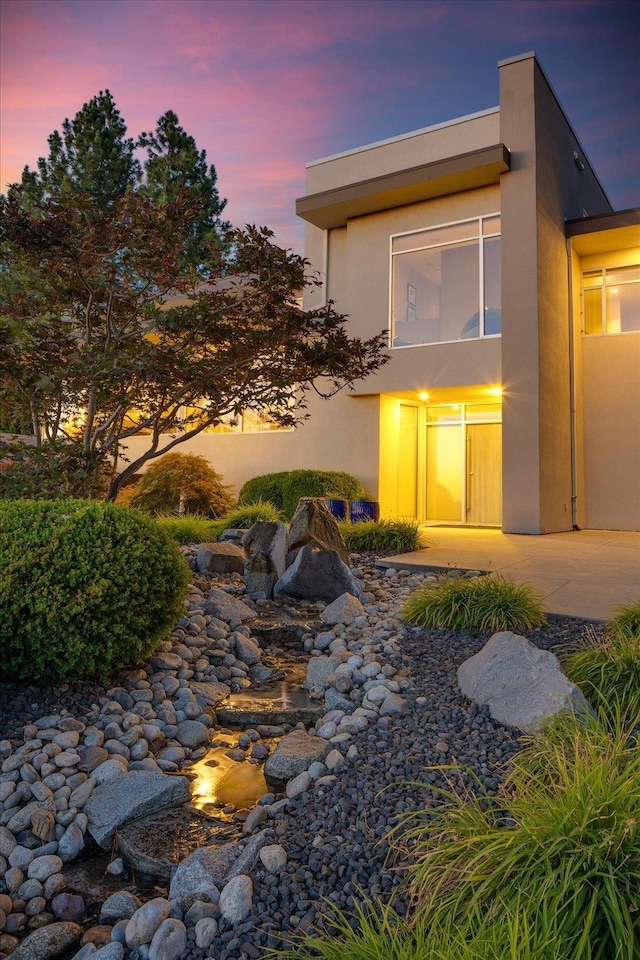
<box><xmin>1</xmin><ymin>0</ymin><xmax>638</xmax><ymax>251</ymax></box>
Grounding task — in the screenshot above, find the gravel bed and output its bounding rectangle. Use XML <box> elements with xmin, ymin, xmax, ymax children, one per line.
<box><xmin>0</xmin><ymin>555</ymin><xmax>596</xmax><ymax>960</ymax></box>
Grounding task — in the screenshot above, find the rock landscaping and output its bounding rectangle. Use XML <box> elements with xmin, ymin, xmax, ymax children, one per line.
<box><xmin>0</xmin><ymin>502</ymin><xmax>594</xmax><ymax>960</ymax></box>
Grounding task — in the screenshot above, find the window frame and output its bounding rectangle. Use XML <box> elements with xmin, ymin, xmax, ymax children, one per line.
<box><xmin>581</xmin><ymin>264</ymin><xmax>640</xmax><ymax>337</ymax></box>
<box><xmin>389</xmin><ymin>213</ymin><xmax>501</xmax><ymax>349</ymax></box>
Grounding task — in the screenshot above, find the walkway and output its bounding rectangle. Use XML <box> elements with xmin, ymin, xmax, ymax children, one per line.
<box><xmin>377</xmin><ymin>528</ymin><xmax>640</xmax><ymax>620</ymax></box>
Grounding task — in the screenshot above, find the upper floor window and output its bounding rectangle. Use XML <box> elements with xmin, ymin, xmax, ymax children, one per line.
<box><xmin>582</xmin><ymin>265</ymin><xmax>640</xmax><ymax>336</ymax></box>
<box><xmin>390</xmin><ymin>215</ymin><xmax>501</xmax><ymax>347</ymax></box>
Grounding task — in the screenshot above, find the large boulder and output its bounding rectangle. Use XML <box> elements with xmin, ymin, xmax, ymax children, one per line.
<box><xmin>263</xmin><ymin>729</ymin><xmax>329</xmax><ymax>787</ymax></box>
<box><xmin>169</xmin><ymin>834</ymin><xmax>267</xmax><ymax>903</ymax></box>
<box><xmin>287</xmin><ymin>498</ymin><xmax>349</xmax><ymax>565</ymax></box>
<box><xmin>243</xmin><ymin>521</ymin><xmax>288</xmax><ymax>598</ymax></box>
<box><xmin>274</xmin><ymin>546</ymin><xmax>362</xmax><ymax>604</ymax></box>
<box><xmin>196</xmin><ymin>542</ymin><xmax>245</xmax><ymax>575</ymax></box>
<box><xmin>85</xmin><ymin>771</ymin><xmax>191</xmax><ymax>848</ymax></box>
<box><xmin>321</xmin><ymin>592</ymin><xmax>366</xmax><ymax>626</ymax></box>
<box><xmin>204</xmin><ymin>588</ymin><xmax>255</xmax><ymax>623</ymax></box>
<box><xmin>457</xmin><ymin>631</ymin><xmax>592</xmax><ymax>733</ymax></box>
<box><xmin>9</xmin><ymin>922</ymin><xmax>82</xmax><ymax>960</ymax></box>
<box><xmin>304</xmin><ymin>655</ymin><xmax>346</xmax><ymax>690</ymax></box>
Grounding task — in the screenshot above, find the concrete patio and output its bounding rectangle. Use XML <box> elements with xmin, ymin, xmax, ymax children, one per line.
<box><xmin>377</xmin><ymin>528</ymin><xmax>640</xmax><ymax>620</ymax></box>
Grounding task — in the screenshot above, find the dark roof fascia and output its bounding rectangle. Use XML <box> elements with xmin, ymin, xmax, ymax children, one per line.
<box><xmin>565</xmin><ymin>207</ymin><xmax>640</xmax><ymax>237</ymax></box>
<box><xmin>296</xmin><ymin>144</ymin><xmax>510</xmax><ymax>229</ymax></box>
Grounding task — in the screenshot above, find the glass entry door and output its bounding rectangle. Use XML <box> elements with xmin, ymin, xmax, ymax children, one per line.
<box><xmin>425</xmin><ymin>404</ymin><xmax>501</xmax><ymax>525</ymax></box>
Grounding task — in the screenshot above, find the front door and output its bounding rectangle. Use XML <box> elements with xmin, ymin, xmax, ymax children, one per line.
<box><xmin>425</xmin><ymin>403</ymin><xmax>501</xmax><ymax>526</ymax></box>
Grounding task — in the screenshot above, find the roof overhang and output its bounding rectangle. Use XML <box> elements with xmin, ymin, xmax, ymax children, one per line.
<box><xmin>296</xmin><ymin>144</ymin><xmax>511</xmax><ymax>229</ymax></box>
<box><xmin>566</xmin><ymin>208</ymin><xmax>640</xmax><ymax>256</ymax></box>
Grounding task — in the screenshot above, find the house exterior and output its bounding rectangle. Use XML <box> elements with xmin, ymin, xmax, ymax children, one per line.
<box><xmin>127</xmin><ymin>52</ymin><xmax>640</xmax><ymax>534</ymax></box>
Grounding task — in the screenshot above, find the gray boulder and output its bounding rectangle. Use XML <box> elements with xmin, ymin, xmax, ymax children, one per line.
<box><xmin>85</xmin><ymin>772</ymin><xmax>190</xmax><ymax>848</ymax></box>
<box><xmin>304</xmin><ymin>655</ymin><xmax>345</xmax><ymax>691</ymax></box>
<box><xmin>190</xmin><ymin>680</ymin><xmax>230</xmax><ymax>712</ymax></box>
<box><xmin>243</xmin><ymin>521</ymin><xmax>288</xmax><ymax>598</ymax></box>
<box><xmin>263</xmin><ymin>730</ymin><xmax>329</xmax><ymax>787</ymax></box>
<box><xmin>196</xmin><ymin>542</ymin><xmax>245</xmax><ymax>575</ymax></box>
<box><xmin>321</xmin><ymin>593</ymin><xmax>366</xmax><ymax>625</ymax></box>
<box><xmin>204</xmin><ymin>588</ymin><xmax>255</xmax><ymax>623</ymax></box>
<box><xmin>457</xmin><ymin>631</ymin><xmax>592</xmax><ymax>733</ymax></box>
<box><xmin>287</xmin><ymin>498</ymin><xmax>349</xmax><ymax>565</ymax></box>
<box><xmin>274</xmin><ymin>546</ymin><xmax>362</xmax><ymax>603</ymax></box>
<box><xmin>219</xmin><ymin>875</ymin><xmax>253</xmax><ymax>924</ymax></box>
<box><xmin>169</xmin><ymin>835</ymin><xmax>266</xmax><ymax>903</ymax></box>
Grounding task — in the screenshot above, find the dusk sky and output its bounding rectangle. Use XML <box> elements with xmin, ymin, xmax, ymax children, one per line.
<box><xmin>1</xmin><ymin>0</ymin><xmax>638</xmax><ymax>252</ymax></box>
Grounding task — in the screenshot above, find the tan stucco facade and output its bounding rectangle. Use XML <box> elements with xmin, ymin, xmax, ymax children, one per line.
<box><xmin>127</xmin><ymin>53</ymin><xmax>639</xmax><ymax>532</ymax></box>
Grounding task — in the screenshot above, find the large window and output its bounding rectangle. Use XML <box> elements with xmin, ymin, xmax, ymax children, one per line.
<box><xmin>183</xmin><ymin>404</ymin><xmax>293</xmax><ymax>435</ymax></box>
<box><xmin>390</xmin><ymin>215</ymin><xmax>501</xmax><ymax>347</ymax></box>
<box><xmin>582</xmin><ymin>265</ymin><xmax>640</xmax><ymax>336</ymax></box>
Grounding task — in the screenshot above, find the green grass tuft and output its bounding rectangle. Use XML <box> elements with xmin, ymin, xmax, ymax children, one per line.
<box><xmin>339</xmin><ymin>519</ymin><xmax>428</xmax><ymax>554</ymax></box>
<box><xmin>156</xmin><ymin>500</ymin><xmax>282</xmax><ymax>544</ymax></box>
<box><xmin>401</xmin><ymin>573</ymin><xmax>545</xmax><ymax>632</ymax></box>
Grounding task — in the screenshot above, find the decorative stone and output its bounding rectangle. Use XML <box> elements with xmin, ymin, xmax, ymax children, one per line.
<box><xmin>27</xmin><ymin>854</ymin><xmax>63</xmax><ymax>882</ymax></box>
<box><xmin>9</xmin><ymin>921</ymin><xmax>82</xmax><ymax>960</ymax></box>
<box><xmin>125</xmin><ymin>897</ymin><xmax>171</xmax><ymax>949</ymax></box>
<box><xmin>204</xmin><ymin>587</ymin><xmax>255</xmax><ymax>623</ymax></box>
<box><xmin>321</xmin><ymin>593</ymin><xmax>366</xmax><ymax>625</ymax></box>
<box><xmin>194</xmin><ymin>916</ymin><xmax>218</xmax><ymax>950</ymax></box>
<box><xmin>219</xmin><ymin>875</ymin><xmax>253</xmax><ymax>924</ymax></box>
<box><xmin>58</xmin><ymin>823</ymin><xmax>86</xmax><ymax>862</ymax></box>
<box><xmin>100</xmin><ymin>891</ymin><xmax>141</xmax><ymax>923</ymax></box>
<box><xmin>85</xmin><ymin>771</ymin><xmax>190</xmax><ymax>848</ymax></box>
<box><xmin>286</xmin><ymin>770</ymin><xmax>312</xmax><ymax>798</ymax></box>
<box><xmin>304</xmin><ymin>655</ymin><xmax>344</xmax><ymax>691</ymax></box>
<box><xmin>148</xmin><ymin>917</ymin><xmax>187</xmax><ymax>960</ymax></box>
<box><xmin>264</xmin><ymin>730</ymin><xmax>329</xmax><ymax>787</ymax></box>
<box><xmin>231</xmin><ymin>633</ymin><xmax>262</xmax><ymax>666</ymax></box>
<box><xmin>274</xmin><ymin>546</ymin><xmax>362</xmax><ymax>603</ymax></box>
<box><xmin>286</xmin><ymin>498</ymin><xmax>350</xmax><ymax>565</ymax></box>
<box><xmin>30</xmin><ymin>808</ymin><xmax>56</xmax><ymax>843</ymax></box>
<box><xmin>242</xmin><ymin>521</ymin><xmax>288</xmax><ymax>598</ymax></box>
<box><xmin>457</xmin><ymin>631</ymin><xmax>592</xmax><ymax>733</ymax></box>
<box><xmin>90</xmin><ymin>944</ymin><xmax>125</xmax><ymax>960</ymax></box>
<box><xmin>259</xmin><ymin>843</ymin><xmax>287</xmax><ymax>873</ymax></box>
<box><xmin>196</xmin><ymin>542</ymin><xmax>245</xmax><ymax>575</ymax></box>
<box><xmin>51</xmin><ymin>892</ymin><xmax>85</xmax><ymax>923</ymax></box>
<box><xmin>175</xmin><ymin>720</ymin><xmax>210</xmax><ymax>749</ymax></box>
<box><xmin>189</xmin><ymin>681</ymin><xmax>230</xmax><ymax>711</ymax></box>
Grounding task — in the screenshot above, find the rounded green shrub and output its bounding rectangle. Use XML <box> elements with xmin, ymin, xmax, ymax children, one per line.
<box><xmin>0</xmin><ymin>499</ymin><xmax>191</xmax><ymax>685</ymax></box>
<box><xmin>127</xmin><ymin>452</ymin><xmax>235</xmax><ymax>517</ymax></box>
<box><xmin>238</xmin><ymin>469</ymin><xmax>366</xmax><ymax>520</ymax></box>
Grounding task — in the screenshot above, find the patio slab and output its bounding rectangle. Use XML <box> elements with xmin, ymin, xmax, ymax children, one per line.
<box><xmin>377</xmin><ymin>528</ymin><xmax>640</xmax><ymax>620</ymax></box>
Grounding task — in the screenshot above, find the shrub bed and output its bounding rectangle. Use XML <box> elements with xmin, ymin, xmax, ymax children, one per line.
<box><xmin>127</xmin><ymin>452</ymin><xmax>234</xmax><ymax>517</ymax></box>
<box><xmin>239</xmin><ymin>469</ymin><xmax>366</xmax><ymax>520</ymax></box>
<box><xmin>0</xmin><ymin>499</ymin><xmax>190</xmax><ymax>685</ymax></box>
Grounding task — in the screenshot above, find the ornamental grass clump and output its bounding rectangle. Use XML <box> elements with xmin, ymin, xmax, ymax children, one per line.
<box><xmin>339</xmin><ymin>518</ymin><xmax>428</xmax><ymax>554</ymax></box>
<box><xmin>402</xmin><ymin>573</ymin><xmax>545</xmax><ymax>632</ymax></box>
<box><xmin>396</xmin><ymin>712</ymin><xmax>640</xmax><ymax>958</ymax></box>
<box><xmin>156</xmin><ymin>500</ymin><xmax>282</xmax><ymax>544</ymax></box>
<box><xmin>564</xmin><ymin>601</ymin><xmax>640</xmax><ymax>722</ymax></box>
<box><xmin>0</xmin><ymin>499</ymin><xmax>190</xmax><ymax>685</ymax></box>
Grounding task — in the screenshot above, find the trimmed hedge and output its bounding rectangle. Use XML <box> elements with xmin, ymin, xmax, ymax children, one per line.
<box><xmin>0</xmin><ymin>499</ymin><xmax>191</xmax><ymax>685</ymax></box>
<box><xmin>238</xmin><ymin>469</ymin><xmax>366</xmax><ymax>520</ymax></box>
<box><xmin>127</xmin><ymin>452</ymin><xmax>235</xmax><ymax>518</ymax></box>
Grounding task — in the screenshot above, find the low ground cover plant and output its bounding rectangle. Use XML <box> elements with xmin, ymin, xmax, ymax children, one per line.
<box><xmin>127</xmin><ymin>452</ymin><xmax>235</xmax><ymax>517</ymax></box>
<box><xmin>564</xmin><ymin>600</ymin><xmax>640</xmax><ymax>721</ymax></box>
<box><xmin>402</xmin><ymin>572</ymin><xmax>545</xmax><ymax>632</ymax></box>
<box><xmin>156</xmin><ymin>500</ymin><xmax>282</xmax><ymax>544</ymax></box>
<box><xmin>339</xmin><ymin>518</ymin><xmax>428</xmax><ymax>554</ymax></box>
<box><xmin>0</xmin><ymin>499</ymin><xmax>190</xmax><ymax>685</ymax></box>
<box><xmin>239</xmin><ymin>469</ymin><xmax>366</xmax><ymax>520</ymax></box>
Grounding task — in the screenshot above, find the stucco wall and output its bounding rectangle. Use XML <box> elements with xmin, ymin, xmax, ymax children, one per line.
<box><xmin>499</xmin><ymin>54</ymin><xmax>611</xmax><ymax>534</ymax></box>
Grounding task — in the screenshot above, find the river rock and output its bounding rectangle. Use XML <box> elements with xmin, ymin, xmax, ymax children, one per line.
<box><xmin>286</xmin><ymin>498</ymin><xmax>349</xmax><ymax>565</ymax></box>
<box><xmin>190</xmin><ymin>681</ymin><xmax>230</xmax><ymax>711</ymax></box>
<box><xmin>457</xmin><ymin>631</ymin><xmax>592</xmax><ymax>733</ymax></box>
<box><xmin>304</xmin><ymin>655</ymin><xmax>345</xmax><ymax>691</ymax></box>
<box><xmin>242</xmin><ymin>521</ymin><xmax>288</xmax><ymax>598</ymax></box>
<box><xmin>100</xmin><ymin>891</ymin><xmax>141</xmax><ymax>922</ymax></box>
<box><xmin>321</xmin><ymin>593</ymin><xmax>366</xmax><ymax>625</ymax></box>
<box><xmin>194</xmin><ymin>917</ymin><xmax>218</xmax><ymax>950</ymax></box>
<box><xmin>219</xmin><ymin>875</ymin><xmax>253</xmax><ymax>924</ymax></box>
<box><xmin>51</xmin><ymin>892</ymin><xmax>85</xmax><ymax>922</ymax></box>
<box><xmin>148</xmin><ymin>918</ymin><xmax>187</xmax><ymax>960</ymax></box>
<box><xmin>58</xmin><ymin>822</ymin><xmax>85</xmax><ymax>862</ymax></box>
<box><xmin>274</xmin><ymin>546</ymin><xmax>362</xmax><ymax>603</ymax></box>
<box><xmin>204</xmin><ymin>588</ymin><xmax>255</xmax><ymax>623</ymax></box>
<box><xmin>125</xmin><ymin>897</ymin><xmax>171</xmax><ymax>949</ymax></box>
<box><xmin>259</xmin><ymin>844</ymin><xmax>287</xmax><ymax>873</ymax></box>
<box><xmin>197</xmin><ymin>542</ymin><xmax>245</xmax><ymax>575</ymax></box>
<box><xmin>9</xmin><ymin>921</ymin><xmax>82</xmax><ymax>960</ymax></box>
<box><xmin>175</xmin><ymin>720</ymin><xmax>210</xmax><ymax>749</ymax></box>
<box><xmin>27</xmin><ymin>854</ymin><xmax>63</xmax><ymax>882</ymax></box>
<box><xmin>85</xmin><ymin>772</ymin><xmax>190</xmax><ymax>848</ymax></box>
<box><xmin>90</xmin><ymin>945</ymin><xmax>125</xmax><ymax>960</ymax></box>
<box><xmin>263</xmin><ymin>730</ymin><xmax>329</xmax><ymax>787</ymax></box>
